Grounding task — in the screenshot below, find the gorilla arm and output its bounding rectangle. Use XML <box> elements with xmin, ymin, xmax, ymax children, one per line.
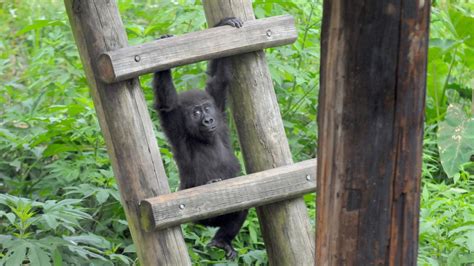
<box><xmin>152</xmin><ymin>69</ymin><xmax>186</xmax><ymax>149</ymax></box>
<box><xmin>205</xmin><ymin>17</ymin><xmax>243</xmax><ymax>112</ymax></box>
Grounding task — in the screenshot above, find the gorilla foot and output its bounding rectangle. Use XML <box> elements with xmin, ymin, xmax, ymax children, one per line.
<box><xmin>207</xmin><ymin>239</ymin><xmax>237</xmax><ymax>260</ymax></box>
<box><xmin>215</xmin><ymin>17</ymin><xmax>244</xmax><ymax>28</ymax></box>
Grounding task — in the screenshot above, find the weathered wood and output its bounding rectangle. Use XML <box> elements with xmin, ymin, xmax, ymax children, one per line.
<box><xmin>316</xmin><ymin>0</ymin><xmax>430</xmax><ymax>265</ymax></box>
<box><xmin>64</xmin><ymin>1</ymin><xmax>190</xmax><ymax>265</ymax></box>
<box><xmin>203</xmin><ymin>1</ymin><xmax>315</xmax><ymax>265</ymax></box>
<box><xmin>140</xmin><ymin>159</ymin><xmax>316</xmax><ymax>231</ymax></box>
<box><xmin>98</xmin><ymin>15</ymin><xmax>297</xmax><ymax>83</ymax></box>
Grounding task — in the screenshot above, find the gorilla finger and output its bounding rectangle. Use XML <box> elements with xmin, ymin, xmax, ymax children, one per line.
<box><xmin>227</xmin><ymin>18</ymin><xmax>243</xmax><ymax>28</ymax></box>
<box><xmin>216</xmin><ymin>17</ymin><xmax>243</xmax><ymax>28</ymax></box>
<box><xmin>234</xmin><ymin>19</ymin><xmax>243</xmax><ymax>28</ymax></box>
<box><xmin>159</xmin><ymin>34</ymin><xmax>174</xmax><ymax>39</ymax></box>
<box><xmin>229</xmin><ymin>18</ymin><xmax>242</xmax><ymax>28</ymax></box>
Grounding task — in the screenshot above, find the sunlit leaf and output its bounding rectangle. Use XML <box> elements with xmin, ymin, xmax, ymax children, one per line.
<box><xmin>449</xmin><ymin>8</ymin><xmax>474</xmax><ymax>48</ymax></box>
<box><xmin>438</xmin><ymin>104</ymin><xmax>474</xmax><ymax>177</ymax></box>
<box><xmin>17</xmin><ymin>19</ymin><xmax>65</xmax><ymax>35</ymax></box>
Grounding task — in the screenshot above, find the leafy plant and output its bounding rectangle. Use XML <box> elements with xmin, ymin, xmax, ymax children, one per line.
<box><xmin>0</xmin><ymin>194</ymin><xmax>133</xmax><ymax>265</ymax></box>
<box><xmin>438</xmin><ymin>104</ymin><xmax>474</xmax><ymax>179</ymax></box>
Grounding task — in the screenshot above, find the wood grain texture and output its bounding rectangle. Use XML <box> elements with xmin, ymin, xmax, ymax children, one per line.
<box><xmin>203</xmin><ymin>1</ymin><xmax>315</xmax><ymax>265</ymax></box>
<box><xmin>64</xmin><ymin>1</ymin><xmax>190</xmax><ymax>265</ymax></box>
<box><xmin>316</xmin><ymin>0</ymin><xmax>430</xmax><ymax>265</ymax></box>
<box><xmin>98</xmin><ymin>15</ymin><xmax>297</xmax><ymax>83</ymax></box>
<box><xmin>140</xmin><ymin>159</ymin><xmax>316</xmax><ymax>231</ymax></box>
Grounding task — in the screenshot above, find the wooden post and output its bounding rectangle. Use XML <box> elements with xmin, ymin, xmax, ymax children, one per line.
<box><xmin>64</xmin><ymin>1</ymin><xmax>190</xmax><ymax>265</ymax></box>
<box><xmin>203</xmin><ymin>1</ymin><xmax>315</xmax><ymax>265</ymax></box>
<box><xmin>316</xmin><ymin>0</ymin><xmax>430</xmax><ymax>265</ymax></box>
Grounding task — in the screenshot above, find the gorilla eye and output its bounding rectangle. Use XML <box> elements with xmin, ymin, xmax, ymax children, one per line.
<box><xmin>193</xmin><ymin>109</ymin><xmax>202</xmax><ymax>117</ymax></box>
<box><xmin>204</xmin><ymin>106</ymin><xmax>210</xmax><ymax>112</ymax></box>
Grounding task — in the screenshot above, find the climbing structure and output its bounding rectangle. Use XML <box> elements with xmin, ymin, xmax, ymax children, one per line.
<box><xmin>65</xmin><ymin>0</ymin><xmax>315</xmax><ymax>265</ymax></box>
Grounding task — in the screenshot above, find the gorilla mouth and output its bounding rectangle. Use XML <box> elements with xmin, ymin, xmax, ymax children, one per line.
<box><xmin>208</xmin><ymin>126</ymin><xmax>217</xmax><ymax>132</ymax></box>
<box><xmin>200</xmin><ymin>126</ymin><xmax>217</xmax><ymax>135</ymax></box>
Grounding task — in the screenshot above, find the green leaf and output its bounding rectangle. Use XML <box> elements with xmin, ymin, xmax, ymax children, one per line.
<box><xmin>248</xmin><ymin>224</ymin><xmax>258</xmax><ymax>244</ymax></box>
<box><xmin>462</xmin><ymin>47</ymin><xmax>474</xmax><ymax>69</ymax></box>
<box><xmin>448</xmin><ymin>224</ymin><xmax>474</xmax><ymax>236</ymax></box>
<box><xmin>43</xmin><ymin>143</ymin><xmax>78</xmax><ymax>157</ymax></box>
<box><xmin>9</xmin><ymin>159</ymin><xmax>21</xmax><ymax>171</ymax></box>
<box><xmin>4</xmin><ymin>243</ymin><xmax>27</xmax><ymax>266</ymax></box>
<box><xmin>109</xmin><ymin>254</ymin><xmax>131</xmax><ymax>264</ymax></box>
<box><xmin>438</xmin><ymin>104</ymin><xmax>474</xmax><ymax>177</ymax></box>
<box><xmin>64</xmin><ymin>234</ymin><xmax>111</xmax><ymax>249</ymax></box>
<box><xmin>466</xmin><ymin>231</ymin><xmax>474</xmax><ymax>252</ymax></box>
<box><xmin>123</xmin><ymin>244</ymin><xmax>136</xmax><ymax>253</ymax></box>
<box><xmin>430</xmin><ymin>38</ymin><xmax>459</xmax><ymax>52</ymax></box>
<box><xmin>43</xmin><ymin>214</ymin><xmax>60</xmax><ymax>230</ymax></box>
<box><xmin>27</xmin><ymin>245</ymin><xmax>51</xmax><ymax>266</ymax></box>
<box><xmin>426</xmin><ymin>57</ymin><xmax>448</xmax><ymax>118</ymax></box>
<box><xmin>52</xmin><ymin>248</ymin><xmax>63</xmax><ymax>266</ymax></box>
<box><xmin>95</xmin><ymin>189</ymin><xmax>110</xmax><ymax>204</ymax></box>
<box><xmin>17</xmin><ymin>20</ymin><xmax>65</xmax><ymax>35</ymax></box>
<box><xmin>458</xmin><ymin>253</ymin><xmax>474</xmax><ymax>265</ymax></box>
<box><xmin>449</xmin><ymin>8</ymin><xmax>474</xmax><ymax>48</ymax></box>
<box><xmin>125</xmin><ymin>24</ymin><xmax>144</xmax><ymax>37</ymax></box>
<box><xmin>0</xmin><ymin>234</ymin><xmax>13</xmax><ymax>244</ymax></box>
<box><xmin>5</xmin><ymin>212</ymin><xmax>16</xmax><ymax>224</ymax></box>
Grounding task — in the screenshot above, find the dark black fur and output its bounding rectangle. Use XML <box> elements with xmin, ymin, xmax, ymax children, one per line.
<box><xmin>152</xmin><ymin>18</ymin><xmax>247</xmax><ymax>260</ymax></box>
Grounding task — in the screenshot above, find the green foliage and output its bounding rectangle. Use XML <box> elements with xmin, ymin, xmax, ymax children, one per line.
<box><xmin>418</xmin><ymin>170</ymin><xmax>474</xmax><ymax>266</ymax></box>
<box><xmin>418</xmin><ymin>2</ymin><xmax>474</xmax><ymax>264</ymax></box>
<box><xmin>0</xmin><ymin>194</ymin><xmax>133</xmax><ymax>265</ymax></box>
<box><xmin>426</xmin><ymin>3</ymin><xmax>474</xmax><ymax>123</ymax></box>
<box><xmin>0</xmin><ymin>0</ymin><xmax>473</xmax><ymax>265</ymax></box>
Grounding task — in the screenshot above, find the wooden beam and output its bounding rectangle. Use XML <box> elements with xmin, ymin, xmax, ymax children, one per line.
<box><xmin>64</xmin><ymin>1</ymin><xmax>190</xmax><ymax>265</ymax></box>
<box><xmin>316</xmin><ymin>0</ymin><xmax>430</xmax><ymax>265</ymax></box>
<box><xmin>203</xmin><ymin>1</ymin><xmax>315</xmax><ymax>265</ymax></box>
<box><xmin>140</xmin><ymin>159</ymin><xmax>316</xmax><ymax>231</ymax></box>
<box><xmin>97</xmin><ymin>15</ymin><xmax>297</xmax><ymax>83</ymax></box>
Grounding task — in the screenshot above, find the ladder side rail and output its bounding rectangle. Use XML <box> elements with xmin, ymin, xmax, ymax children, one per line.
<box><xmin>203</xmin><ymin>1</ymin><xmax>316</xmax><ymax>265</ymax></box>
<box><xmin>64</xmin><ymin>1</ymin><xmax>191</xmax><ymax>265</ymax></box>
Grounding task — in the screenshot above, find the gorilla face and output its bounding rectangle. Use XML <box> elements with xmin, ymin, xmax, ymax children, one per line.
<box><xmin>180</xmin><ymin>90</ymin><xmax>220</xmax><ymax>142</ymax></box>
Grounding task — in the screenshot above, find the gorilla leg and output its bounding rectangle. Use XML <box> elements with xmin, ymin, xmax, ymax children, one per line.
<box><xmin>208</xmin><ymin>210</ymin><xmax>248</xmax><ymax>260</ymax></box>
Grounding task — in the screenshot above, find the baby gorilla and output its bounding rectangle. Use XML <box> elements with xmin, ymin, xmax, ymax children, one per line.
<box><xmin>152</xmin><ymin>17</ymin><xmax>247</xmax><ymax>260</ymax></box>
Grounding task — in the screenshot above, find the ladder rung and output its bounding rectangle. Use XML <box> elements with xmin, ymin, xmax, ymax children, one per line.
<box><xmin>139</xmin><ymin>159</ymin><xmax>316</xmax><ymax>231</ymax></box>
<box><xmin>98</xmin><ymin>15</ymin><xmax>297</xmax><ymax>83</ymax></box>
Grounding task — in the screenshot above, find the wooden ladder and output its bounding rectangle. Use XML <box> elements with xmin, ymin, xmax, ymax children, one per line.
<box><xmin>65</xmin><ymin>0</ymin><xmax>315</xmax><ymax>265</ymax></box>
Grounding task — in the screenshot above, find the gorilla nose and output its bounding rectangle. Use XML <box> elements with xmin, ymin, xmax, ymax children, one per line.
<box><xmin>203</xmin><ymin>117</ymin><xmax>215</xmax><ymax>127</ymax></box>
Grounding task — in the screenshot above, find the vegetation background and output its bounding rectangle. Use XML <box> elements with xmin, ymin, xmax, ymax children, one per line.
<box><xmin>0</xmin><ymin>0</ymin><xmax>472</xmax><ymax>265</ymax></box>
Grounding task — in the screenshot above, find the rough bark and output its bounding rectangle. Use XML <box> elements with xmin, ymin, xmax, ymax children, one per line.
<box><xmin>316</xmin><ymin>0</ymin><xmax>430</xmax><ymax>265</ymax></box>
